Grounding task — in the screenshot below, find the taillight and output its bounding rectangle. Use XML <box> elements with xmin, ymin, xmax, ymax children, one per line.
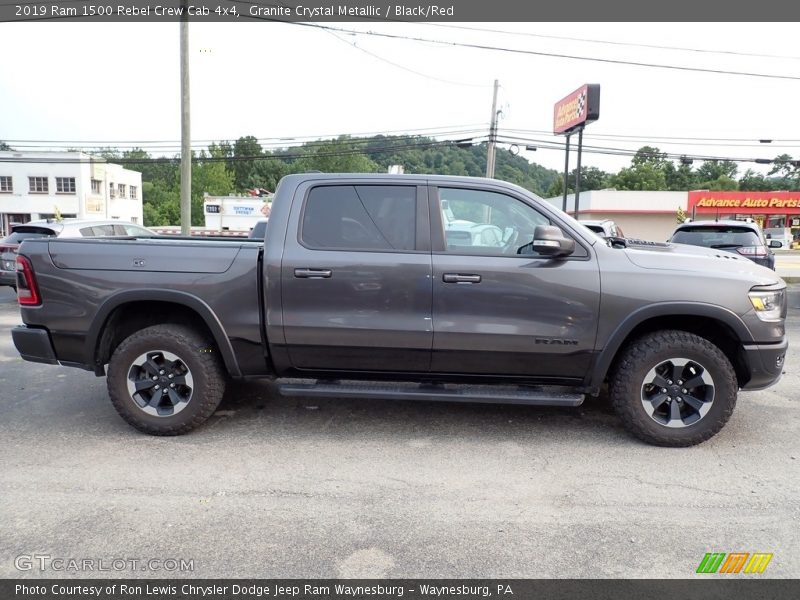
<box><xmin>16</xmin><ymin>256</ymin><xmax>41</xmax><ymax>306</ymax></box>
<box><xmin>736</xmin><ymin>246</ymin><xmax>767</xmax><ymax>257</ymax></box>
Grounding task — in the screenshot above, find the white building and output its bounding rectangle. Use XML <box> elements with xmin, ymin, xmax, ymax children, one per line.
<box><xmin>0</xmin><ymin>151</ymin><xmax>143</xmax><ymax>236</ymax></box>
<box><xmin>545</xmin><ymin>190</ymin><xmax>688</xmax><ymax>241</ymax></box>
<box><xmin>203</xmin><ymin>194</ymin><xmax>272</xmax><ymax>232</ymax></box>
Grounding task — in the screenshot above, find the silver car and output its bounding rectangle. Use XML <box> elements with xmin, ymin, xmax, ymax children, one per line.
<box><xmin>1</xmin><ymin>219</ymin><xmax>156</xmax><ymax>288</ymax></box>
<box><xmin>580</xmin><ymin>219</ymin><xmax>625</xmax><ymax>238</ymax></box>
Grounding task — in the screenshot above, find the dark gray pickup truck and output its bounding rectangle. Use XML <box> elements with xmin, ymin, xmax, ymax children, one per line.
<box><xmin>11</xmin><ymin>174</ymin><xmax>788</xmax><ymax>446</ymax></box>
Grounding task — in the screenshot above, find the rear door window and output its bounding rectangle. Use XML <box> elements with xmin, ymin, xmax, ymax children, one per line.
<box><xmin>121</xmin><ymin>224</ymin><xmax>152</xmax><ymax>236</ymax></box>
<box><xmin>79</xmin><ymin>225</ymin><xmax>116</xmax><ymax>236</ymax></box>
<box><xmin>301</xmin><ymin>185</ymin><xmax>417</xmax><ymax>251</ymax></box>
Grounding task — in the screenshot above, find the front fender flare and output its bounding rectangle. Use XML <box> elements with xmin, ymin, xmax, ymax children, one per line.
<box><xmin>587</xmin><ymin>302</ymin><xmax>752</xmax><ymax>391</ymax></box>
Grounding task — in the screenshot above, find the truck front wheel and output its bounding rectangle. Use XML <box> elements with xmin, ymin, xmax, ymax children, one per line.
<box><xmin>107</xmin><ymin>324</ymin><xmax>226</xmax><ymax>435</ymax></box>
<box><xmin>609</xmin><ymin>330</ymin><xmax>738</xmax><ymax>447</ymax></box>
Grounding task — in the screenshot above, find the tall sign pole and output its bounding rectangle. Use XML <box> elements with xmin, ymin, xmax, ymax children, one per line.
<box><xmin>574</xmin><ymin>126</ymin><xmax>584</xmax><ymax>217</ymax></box>
<box><xmin>486</xmin><ymin>79</ymin><xmax>499</xmax><ymax>178</ymax></box>
<box><xmin>561</xmin><ymin>133</ymin><xmax>571</xmax><ymax>212</ymax></box>
<box><xmin>179</xmin><ymin>4</ymin><xmax>192</xmax><ymax>236</ymax></box>
<box><xmin>553</xmin><ymin>84</ymin><xmax>600</xmax><ymax>218</ymax></box>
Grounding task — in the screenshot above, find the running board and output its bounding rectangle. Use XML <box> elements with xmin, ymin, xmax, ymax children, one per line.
<box><xmin>277</xmin><ymin>379</ymin><xmax>584</xmax><ymax>407</ymax></box>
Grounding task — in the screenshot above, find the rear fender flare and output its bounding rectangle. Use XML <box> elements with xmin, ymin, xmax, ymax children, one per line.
<box><xmin>86</xmin><ymin>289</ymin><xmax>241</xmax><ymax>377</ymax></box>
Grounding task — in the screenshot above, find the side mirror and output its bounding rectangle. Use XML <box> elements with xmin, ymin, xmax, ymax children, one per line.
<box><xmin>768</xmin><ymin>240</ymin><xmax>783</xmax><ymax>249</ymax></box>
<box><xmin>532</xmin><ymin>225</ymin><xmax>575</xmax><ymax>257</ymax></box>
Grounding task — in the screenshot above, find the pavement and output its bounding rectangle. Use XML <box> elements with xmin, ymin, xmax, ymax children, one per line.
<box><xmin>776</xmin><ymin>251</ymin><xmax>800</xmax><ymax>281</ymax></box>
<box><xmin>0</xmin><ymin>284</ymin><xmax>798</xmax><ymax>579</ymax></box>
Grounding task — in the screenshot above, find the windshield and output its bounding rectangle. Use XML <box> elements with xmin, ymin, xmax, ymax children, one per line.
<box><xmin>671</xmin><ymin>226</ymin><xmax>762</xmax><ymax>248</ymax></box>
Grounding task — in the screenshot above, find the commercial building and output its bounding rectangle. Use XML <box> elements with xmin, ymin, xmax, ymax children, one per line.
<box><xmin>546</xmin><ymin>189</ymin><xmax>800</xmax><ymax>243</ymax></box>
<box><xmin>0</xmin><ymin>151</ymin><xmax>143</xmax><ymax>236</ymax></box>
<box><xmin>545</xmin><ymin>190</ymin><xmax>686</xmax><ymax>241</ymax></box>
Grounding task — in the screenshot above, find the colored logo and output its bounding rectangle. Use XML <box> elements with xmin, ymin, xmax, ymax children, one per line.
<box><xmin>696</xmin><ymin>552</ymin><xmax>773</xmax><ymax>574</ymax></box>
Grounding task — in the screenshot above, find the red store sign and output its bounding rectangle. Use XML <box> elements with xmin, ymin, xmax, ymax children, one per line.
<box><xmin>688</xmin><ymin>191</ymin><xmax>800</xmax><ymax>215</ymax></box>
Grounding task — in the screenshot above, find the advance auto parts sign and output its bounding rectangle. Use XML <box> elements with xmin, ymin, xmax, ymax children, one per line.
<box><xmin>553</xmin><ymin>84</ymin><xmax>600</xmax><ymax>135</ymax></box>
<box><xmin>688</xmin><ymin>190</ymin><xmax>800</xmax><ymax>214</ymax></box>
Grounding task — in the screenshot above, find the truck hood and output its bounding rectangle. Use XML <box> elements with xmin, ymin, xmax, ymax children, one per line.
<box><xmin>623</xmin><ymin>241</ymin><xmax>781</xmax><ymax>285</ymax></box>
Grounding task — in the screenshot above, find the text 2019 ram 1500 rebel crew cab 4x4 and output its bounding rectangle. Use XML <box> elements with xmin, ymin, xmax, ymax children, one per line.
<box><xmin>11</xmin><ymin>174</ymin><xmax>788</xmax><ymax>446</ymax></box>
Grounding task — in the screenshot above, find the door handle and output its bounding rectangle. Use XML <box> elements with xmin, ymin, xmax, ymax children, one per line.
<box><xmin>443</xmin><ymin>273</ymin><xmax>481</xmax><ymax>284</ymax></box>
<box><xmin>294</xmin><ymin>268</ymin><xmax>332</xmax><ymax>278</ymax></box>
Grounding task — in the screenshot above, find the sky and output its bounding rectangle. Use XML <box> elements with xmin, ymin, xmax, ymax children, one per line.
<box><xmin>1</xmin><ymin>20</ymin><xmax>799</xmax><ymax>177</ymax></box>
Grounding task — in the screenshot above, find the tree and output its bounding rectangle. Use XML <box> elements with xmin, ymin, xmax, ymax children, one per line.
<box><xmin>239</xmin><ymin>158</ymin><xmax>289</xmax><ymax>192</ymax></box>
<box><xmin>94</xmin><ymin>147</ymin><xmax>122</xmax><ymax>161</ymax></box>
<box><xmin>768</xmin><ymin>154</ymin><xmax>800</xmax><ymax>190</ymax></box>
<box><xmin>696</xmin><ymin>160</ymin><xmax>738</xmax><ymax>188</ymax></box>
<box><xmin>559</xmin><ymin>166</ymin><xmax>610</xmax><ymax>193</ymax></box>
<box><xmin>610</xmin><ymin>164</ymin><xmax>667</xmax><ymax>190</ymax></box>
<box><xmin>191</xmin><ymin>149</ymin><xmax>234</xmax><ymax>226</ymax></box>
<box><xmin>545</xmin><ymin>175</ymin><xmax>565</xmax><ymax>198</ymax></box>
<box><xmin>230</xmin><ymin>135</ymin><xmax>265</xmax><ymax>191</ymax></box>
<box><xmin>293</xmin><ymin>136</ymin><xmax>380</xmax><ymax>174</ymax></box>
<box><xmin>664</xmin><ymin>162</ymin><xmax>698</xmax><ymax>191</ymax></box>
<box><xmin>738</xmin><ymin>169</ymin><xmax>773</xmax><ymax>191</ymax></box>
<box><xmin>0</xmin><ymin>141</ymin><xmax>12</xmax><ymax>150</ymax></box>
<box><xmin>699</xmin><ymin>176</ymin><xmax>739</xmax><ymax>191</ymax></box>
<box><xmin>141</xmin><ymin>182</ymin><xmax>180</xmax><ymax>226</ymax></box>
<box><xmin>608</xmin><ymin>146</ymin><xmax>669</xmax><ymax>190</ymax></box>
<box><xmin>631</xmin><ymin>146</ymin><xmax>669</xmax><ymax>169</ymax></box>
<box><xmin>541</xmin><ymin>166</ymin><xmax>609</xmax><ymax>198</ymax></box>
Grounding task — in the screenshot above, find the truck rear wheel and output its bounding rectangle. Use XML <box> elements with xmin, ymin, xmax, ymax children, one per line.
<box><xmin>609</xmin><ymin>330</ymin><xmax>738</xmax><ymax>447</ymax></box>
<box><xmin>107</xmin><ymin>324</ymin><xmax>226</xmax><ymax>435</ymax></box>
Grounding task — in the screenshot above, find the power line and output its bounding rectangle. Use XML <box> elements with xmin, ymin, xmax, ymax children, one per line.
<box><xmin>243</xmin><ymin>2</ymin><xmax>800</xmax><ymax>65</ymax></box>
<box><xmin>1</xmin><ymin>130</ymin><xmax>488</xmax><ymax>156</ymax></box>
<box><xmin>495</xmin><ymin>134</ymin><xmax>785</xmax><ymax>165</ymax></box>
<box><xmin>0</xmin><ymin>125</ymin><xmax>487</xmax><ymax>146</ymax></box>
<box><xmin>2</xmin><ymin>133</ymin><xmax>788</xmax><ymax>168</ymax></box>
<box><xmin>502</xmin><ymin>128</ymin><xmax>800</xmax><ymax>144</ymax></box>
<box><xmin>321</xmin><ymin>27</ymin><xmax>488</xmax><ymax>88</ymax></box>
<box><xmin>234</xmin><ymin>15</ymin><xmax>800</xmax><ymax>82</ymax></box>
<box><xmin>10</xmin><ymin>127</ymin><xmax>800</xmax><ymax>153</ymax></box>
<box><xmin>0</xmin><ymin>138</ymin><xmax>489</xmax><ymax>165</ymax></box>
<box><xmin>419</xmin><ymin>23</ymin><xmax>800</xmax><ymax>62</ymax></box>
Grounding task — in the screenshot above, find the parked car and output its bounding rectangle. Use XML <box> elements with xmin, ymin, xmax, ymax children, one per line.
<box><xmin>1</xmin><ymin>229</ymin><xmax>54</xmax><ymax>288</ymax></box>
<box><xmin>669</xmin><ymin>220</ymin><xmax>781</xmax><ymax>270</ymax></box>
<box><xmin>763</xmin><ymin>227</ymin><xmax>793</xmax><ymax>249</ymax></box>
<box><xmin>12</xmin><ymin>174</ymin><xmax>787</xmax><ymax>446</ymax></box>
<box><xmin>1</xmin><ymin>219</ymin><xmax>156</xmax><ymax>288</ymax></box>
<box><xmin>580</xmin><ymin>219</ymin><xmax>625</xmax><ymax>238</ymax></box>
<box><xmin>248</xmin><ymin>219</ymin><xmax>268</xmax><ymax>239</ymax></box>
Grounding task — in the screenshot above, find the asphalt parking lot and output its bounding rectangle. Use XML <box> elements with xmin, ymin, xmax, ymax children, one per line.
<box><xmin>0</xmin><ymin>284</ymin><xmax>798</xmax><ymax>579</ymax></box>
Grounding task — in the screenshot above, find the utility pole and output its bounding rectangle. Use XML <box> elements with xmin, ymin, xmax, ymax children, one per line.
<box><xmin>485</xmin><ymin>79</ymin><xmax>499</xmax><ymax>178</ymax></box>
<box><xmin>179</xmin><ymin>6</ymin><xmax>191</xmax><ymax>236</ymax></box>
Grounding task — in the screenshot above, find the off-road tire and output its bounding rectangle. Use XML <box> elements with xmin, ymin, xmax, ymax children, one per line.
<box><xmin>609</xmin><ymin>330</ymin><xmax>738</xmax><ymax>447</ymax></box>
<box><xmin>107</xmin><ymin>324</ymin><xmax>226</xmax><ymax>435</ymax></box>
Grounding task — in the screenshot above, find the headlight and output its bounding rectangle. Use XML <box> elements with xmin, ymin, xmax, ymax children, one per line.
<box><xmin>748</xmin><ymin>288</ymin><xmax>786</xmax><ymax>322</ymax></box>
